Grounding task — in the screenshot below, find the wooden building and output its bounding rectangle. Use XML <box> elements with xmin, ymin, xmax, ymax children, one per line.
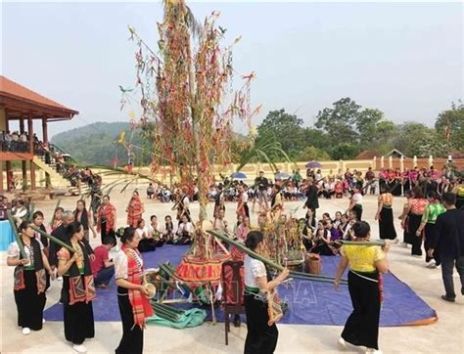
<box><xmin>0</xmin><ymin>75</ymin><xmax>78</xmax><ymax>192</ymax></box>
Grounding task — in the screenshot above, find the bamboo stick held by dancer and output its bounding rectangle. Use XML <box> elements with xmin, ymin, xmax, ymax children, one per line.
<box><xmin>207</xmin><ymin>229</ymin><xmax>347</xmax><ymax>284</ymax></box>
<box><xmin>31</xmin><ymin>225</ymin><xmax>75</xmax><ymax>253</ymax></box>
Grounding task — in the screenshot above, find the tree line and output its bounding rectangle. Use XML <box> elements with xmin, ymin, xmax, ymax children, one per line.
<box><xmin>233</xmin><ymin>98</ymin><xmax>464</xmax><ymax>162</ymax></box>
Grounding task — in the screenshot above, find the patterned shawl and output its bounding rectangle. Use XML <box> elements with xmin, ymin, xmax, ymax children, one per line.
<box><xmin>13</xmin><ymin>238</ymin><xmax>46</xmax><ymax>294</ymax></box>
<box><xmin>127</xmin><ymin>197</ymin><xmax>143</xmax><ymax>228</ymax></box>
<box><xmin>97</xmin><ymin>203</ymin><xmax>116</xmax><ymax>233</ymax></box>
<box><xmin>122</xmin><ymin>245</ymin><xmax>153</xmax><ymax>329</ymax></box>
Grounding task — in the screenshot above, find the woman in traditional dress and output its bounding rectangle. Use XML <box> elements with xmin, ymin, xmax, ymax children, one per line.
<box><xmin>51</xmin><ymin>206</ymin><xmax>64</xmax><ymax>231</ymax></box>
<box><xmin>213</xmin><ymin>184</ymin><xmax>225</xmax><ymax>218</ymax></box>
<box><xmin>375</xmin><ymin>185</ymin><xmax>397</xmax><ymax>241</ymax></box>
<box><xmin>213</xmin><ymin>208</ymin><xmax>230</xmax><ymax>235</ymax></box>
<box><xmin>7</xmin><ymin>221</ymin><xmax>52</xmax><ymax>335</ymax></box>
<box><xmin>32</xmin><ymin>211</ymin><xmax>48</xmax><ymax>255</ymax></box>
<box><xmin>236</xmin><ymin>184</ymin><xmax>250</xmax><ymax>219</ymax></box>
<box><xmin>243</xmin><ymin>231</ymin><xmax>289</xmax><ymax>354</ymax></box>
<box><xmin>97</xmin><ymin>195</ymin><xmax>117</xmax><ymax>243</ymax></box>
<box><xmin>416</xmin><ymin>191</ymin><xmax>445</xmax><ymax>267</ymax></box>
<box><xmin>74</xmin><ymin>199</ymin><xmax>97</xmax><ymax>242</ymax></box>
<box><xmin>162</xmin><ymin>215</ymin><xmax>176</xmax><ymax>244</ymax></box>
<box><xmin>235</xmin><ymin>216</ymin><xmax>250</xmax><ymax>243</ymax></box>
<box><xmin>126</xmin><ymin>190</ymin><xmax>144</xmax><ymax>228</ymax></box>
<box><xmin>57</xmin><ymin>221</ymin><xmax>95</xmax><ymax>353</ymax></box>
<box><xmin>115</xmin><ymin>227</ymin><xmax>153</xmax><ymax>354</ymax></box>
<box><xmin>405</xmin><ymin>187</ymin><xmax>428</xmax><ymax>256</ymax></box>
<box><xmin>334</xmin><ymin>221</ymin><xmax>389</xmax><ymax>354</ymax></box>
<box><xmin>399</xmin><ymin>190</ymin><xmax>413</xmax><ymax>247</ymax></box>
<box><xmin>348</xmin><ymin>187</ymin><xmax>363</xmax><ymax>221</ymax></box>
<box><xmin>313</xmin><ymin>220</ymin><xmax>337</xmax><ymax>256</ymax></box>
<box><xmin>136</xmin><ymin>219</ymin><xmax>156</xmax><ymax>252</ymax></box>
<box><xmin>270</xmin><ymin>184</ymin><xmax>284</xmax><ymax>220</ymax></box>
<box><xmin>32</xmin><ymin>210</ymin><xmax>52</xmax><ymax>290</ymax></box>
<box><xmin>334</xmin><ymin>178</ymin><xmax>344</xmax><ymax>198</ymax></box>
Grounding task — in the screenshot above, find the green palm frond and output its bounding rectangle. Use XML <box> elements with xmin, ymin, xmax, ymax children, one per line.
<box><xmin>235</xmin><ymin>133</ymin><xmax>292</xmax><ymax>173</ymax></box>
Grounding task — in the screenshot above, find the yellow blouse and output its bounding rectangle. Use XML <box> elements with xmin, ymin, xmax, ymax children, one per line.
<box><xmin>340</xmin><ymin>245</ymin><xmax>385</xmax><ymax>272</ymax></box>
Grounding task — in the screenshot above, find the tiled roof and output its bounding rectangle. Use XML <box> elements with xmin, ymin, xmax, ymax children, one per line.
<box><xmin>0</xmin><ymin>75</ymin><xmax>78</xmax><ymax>115</ymax></box>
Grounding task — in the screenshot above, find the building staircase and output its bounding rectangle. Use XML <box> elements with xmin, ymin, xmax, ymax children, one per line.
<box><xmin>32</xmin><ymin>156</ymin><xmax>70</xmax><ymax>190</ymax></box>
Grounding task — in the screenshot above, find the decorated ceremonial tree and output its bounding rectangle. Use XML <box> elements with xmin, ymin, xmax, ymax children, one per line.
<box><xmin>127</xmin><ymin>0</ymin><xmax>257</xmax><ymax>223</ymax></box>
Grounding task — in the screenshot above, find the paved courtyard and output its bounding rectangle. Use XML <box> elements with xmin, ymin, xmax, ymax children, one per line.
<box><xmin>1</xmin><ymin>190</ymin><xmax>464</xmax><ymax>353</ymax></box>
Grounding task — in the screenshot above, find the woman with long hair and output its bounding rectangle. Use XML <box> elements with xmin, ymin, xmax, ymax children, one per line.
<box><xmin>57</xmin><ymin>221</ymin><xmax>95</xmax><ymax>353</ymax></box>
<box><xmin>115</xmin><ymin>227</ymin><xmax>153</xmax><ymax>354</ymax></box>
<box><xmin>236</xmin><ymin>184</ymin><xmax>250</xmax><ymax>219</ymax></box>
<box><xmin>348</xmin><ymin>187</ymin><xmax>363</xmax><ymax>221</ymax></box>
<box><xmin>399</xmin><ymin>190</ymin><xmax>413</xmax><ymax>246</ymax></box>
<box><xmin>126</xmin><ymin>190</ymin><xmax>144</xmax><ymax>228</ymax></box>
<box><xmin>32</xmin><ymin>211</ymin><xmax>52</xmax><ymax>290</ymax></box>
<box><xmin>235</xmin><ymin>216</ymin><xmax>250</xmax><ymax>243</ymax></box>
<box><xmin>97</xmin><ymin>195</ymin><xmax>117</xmax><ymax>243</ymax></box>
<box><xmin>51</xmin><ymin>206</ymin><xmax>64</xmax><ymax>231</ymax></box>
<box><xmin>416</xmin><ymin>191</ymin><xmax>445</xmax><ymax>267</ymax></box>
<box><xmin>406</xmin><ymin>187</ymin><xmax>428</xmax><ymax>256</ymax></box>
<box><xmin>375</xmin><ymin>185</ymin><xmax>397</xmax><ymax>241</ymax></box>
<box><xmin>334</xmin><ymin>221</ymin><xmax>389</xmax><ymax>354</ymax></box>
<box><xmin>136</xmin><ymin>219</ymin><xmax>156</xmax><ymax>252</ymax></box>
<box><xmin>244</xmin><ymin>231</ymin><xmax>289</xmax><ymax>354</ymax></box>
<box><xmin>7</xmin><ymin>221</ymin><xmax>52</xmax><ymax>335</ymax></box>
<box><xmin>74</xmin><ymin>199</ymin><xmax>97</xmax><ymax>242</ymax></box>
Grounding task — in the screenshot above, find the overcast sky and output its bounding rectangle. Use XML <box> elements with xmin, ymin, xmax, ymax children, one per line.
<box><xmin>2</xmin><ymin>1</ymin><xmax>463</xmax><ymax>137</ymax></box>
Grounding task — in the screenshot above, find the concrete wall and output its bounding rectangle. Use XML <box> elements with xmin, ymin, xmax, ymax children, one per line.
<box><xmin>2</xmin><ymin>157</ymin><xmax>463</xmax><ymax>193</ymax></box>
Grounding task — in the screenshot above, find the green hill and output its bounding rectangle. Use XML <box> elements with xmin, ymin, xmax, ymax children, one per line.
<box><xmin>51</xmin><ymin>122</ymin><xmax>150</xmax><ymax>166</ymax></box>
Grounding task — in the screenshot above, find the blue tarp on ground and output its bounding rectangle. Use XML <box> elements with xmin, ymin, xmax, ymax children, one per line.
<box><xmin>44</xmin><ymin>245</ymin><xmax>437</xmax><ymax>326</ymax></box>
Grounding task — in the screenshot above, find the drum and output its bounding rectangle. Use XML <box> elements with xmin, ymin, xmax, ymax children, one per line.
<box><xmin>304</xmin><ymin>253</ymin><xmax>322</xmax><ymax>275</ymax></box>
<box><xmin>144</xmin><ymin>269</ymin><xmax>159</xmax><ymax>299</ymax></box>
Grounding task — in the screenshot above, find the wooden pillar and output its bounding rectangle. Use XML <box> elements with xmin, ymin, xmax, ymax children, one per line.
<box><xmin>42</xmin><ymin>117</ymin><xmax>50</xmax><ymax>188</ymax></box>
<box><xmin>22</xmin><ymin>161</ymin><xmax>27</xmax><ymax>186</ymax></box>
<box><xmin>28</xmin><ymin>115</ymin><xmax>35</xmax><ymax>190</ymax></box>
<box><xmin>6</xmin><ymin>161</ymin><xmax>12</xmax><ymax>191</ymax></box>
<box><xmin>28</xmin><ymin>115</ymin><xmax>34</xmax><ymax>153</ymax></box>
<box><xmin>27</xmin><ymin>114</ymin><xmax>34</xmax><ymax>153</ymax></box>
<box><xmin>0</xmin><ymin>160</ymin><xmax>3</xmax><ymax>193</ymax></box>
<box><xmin>30</xmin><ymin>160</ymin><xmax>36</xmax><ymax>190</ymax></box>
<box><xmin>19</xmin><ymin>117</ymin><xmax>25</xmax><ymax>133</ymax></box>
<box><xmin>5</xmin><ymin>112</ymin><xmax>12</xmax><ymax>191</ymax></box>
<box><xmin>42</xmin><ymin>117</ymin><xmax>48</xmax><ymax>144</ymax></box>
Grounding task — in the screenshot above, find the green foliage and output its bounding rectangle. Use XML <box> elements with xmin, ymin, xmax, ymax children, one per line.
<box><xmin>315</xmin><ymin>97</ymin><xmax>360</xmax><ymax>142</ymax></box>
<box><xmin>329</xmin><ymin>143</ymin><xmax>362</xmax><ymax>160</ymax></box>
<box><xmin>392</xmin><ymin>122</ymin><xmax>450</xmax><ymax>157</ymax></box>
<box><xmin>297</xmin><ymin>146</ymin><xmax>331</xmax><ymax>161</ymax></box>
<box><xmin>256</xmin><ymin>109</ymin><xmax>308</xmax><ymax>158</ymax></box>
<box><xmin>356</xmin><ymin>108</ymin><xmax>396</xmax><ymax>145</ymax></box>
<box><xmin>303</xmin><ymin>128</ymin><xmax>328</xmax><ymax>150</ymax></box>
<box><xmin>235</xmin><ymin>132</ymin><xmax>291</xmax><ymax>173</ymax></box>
<box><xmin>435</xmin><ymin>101</ymin><xmax>464</xmax><ymax>151</ymax></box>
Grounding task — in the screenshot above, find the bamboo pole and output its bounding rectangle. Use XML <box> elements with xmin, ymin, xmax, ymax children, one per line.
<box><xmin>31</xmin><ymin>225</ymin><xmax>75</xmax><ymax>253</ymax></box>
<box><xmin>340</xmin><ymin>240</ymin><xmax>385</xmax><ymax>246</ymax></box>
<box><xmin>207</xmin><ymin>230</ymin><xmax>347</xmax><ymax>284</ymax></box>
<box><xmin>8</xmin><ymin>215</ymin><xmax>27</xmax><ymax>259</ymax></box>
